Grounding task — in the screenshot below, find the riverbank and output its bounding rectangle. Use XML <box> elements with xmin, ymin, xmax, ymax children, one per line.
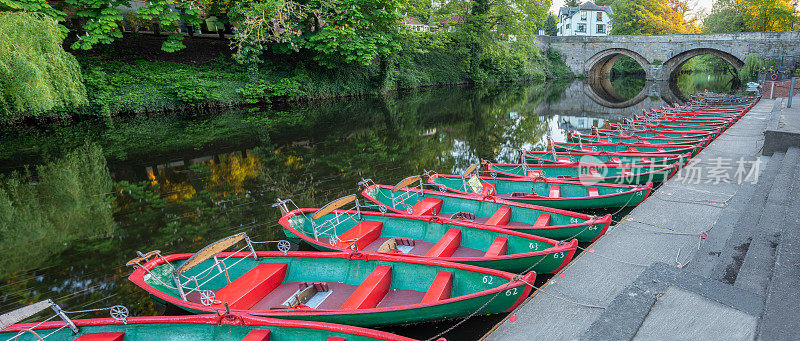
<box><xmin>5</xmin><ymin>34</ymin><xmax>573</xmax><ymax>123</ymax></box>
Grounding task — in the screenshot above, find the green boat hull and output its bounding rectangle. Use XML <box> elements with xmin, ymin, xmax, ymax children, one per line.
<box><xmin>521</xmin><ymin>152</ymin><xmax>688</xmax><ymax>167</ymax></box>
<box><xmin>487</xmin><ymin>164</ymin><xmax>675</xmax><ymax>184</ymax></box>
<box><xmin>429</xmin><ymin>175</ymin><xmax>651</xmax><ymax>209</ymax></box>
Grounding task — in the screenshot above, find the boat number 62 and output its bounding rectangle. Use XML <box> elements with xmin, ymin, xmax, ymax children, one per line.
<box><xmin>482</xmin><ymin>276</ymin><xmax>494</xmax><ymax>284</ymax></box>
<box><xmin>505</xmin><ymin>288</ymin><xmax>518</xmax><ymax>296</ymax></box>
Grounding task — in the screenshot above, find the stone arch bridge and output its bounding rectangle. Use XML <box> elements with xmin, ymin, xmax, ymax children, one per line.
<box><xmin>535</xmin><ymin>31</ymin><xmax>800</xmax><ymax>81</ymax></box>
<box><xmin>534</xmin><ymin>31</ymin><xmax>800</xmax><ymax>106</ymax></box>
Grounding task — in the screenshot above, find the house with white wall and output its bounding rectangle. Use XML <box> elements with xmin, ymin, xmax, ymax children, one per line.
<box><xmin>557</xmin><ymin>2</ymin><xmax>612</xmax><ymax>37</ymax></box>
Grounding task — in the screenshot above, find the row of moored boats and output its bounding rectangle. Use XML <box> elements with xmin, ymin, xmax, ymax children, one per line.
<box><xmin>1</xmin><ymin>93</ymin><xmax>759</xmax><ymax>340</ymax></box>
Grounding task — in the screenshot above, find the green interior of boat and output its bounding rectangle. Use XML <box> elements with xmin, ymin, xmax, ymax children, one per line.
<box><xmin>523</xmin><ymin>153</ymin><xmax>682</xmax><ymax>165</ymax></box>
<box><xmin>430</xmin><ymin>176</ymin><xmax>630</xmax><ymax>198</ymax></box>
<box><xmin>1</xmin><ymin>323</ymin><xmax>388</xmax><ymax>341</ymax></box>
<box><xmin>365</xmin><ymin>186</ymin><xmax>589</xmax><ymax>228</ymax></box>
<box><xmin>487</xmin><ymin>164</ymin><xmax>669</xmax><ymax>179</ymax></box>
<box><xmin>289</xmin><ymin>212</ymin><xmax>555</xmax><ymax>258</ymax></box>
<box><xmin>145</xmin><ymin>253</ymin><xmax>514</xmax><ymax>312</ymax></box>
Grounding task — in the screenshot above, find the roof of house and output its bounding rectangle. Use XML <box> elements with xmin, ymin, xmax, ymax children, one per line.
<box><xmin>558</xmin><ymin>1</ymin><xmax>613</xmax><ymax>19</ymax></box>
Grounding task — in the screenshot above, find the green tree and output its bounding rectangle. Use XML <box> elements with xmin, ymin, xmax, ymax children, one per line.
<box><xmin>0</xmin><ymin>12</ymin><xmax>87</xmax><ymax>119</ymax></box>
<box><xmin>703</xmin><ymin>0</ymin><xmax>747</xmax><ymax>32</ymax></box>
<box><xmin>564</xmin><ymin>0</ymin><xmax>581</xmax><ymax>7</ymax></box>
<box><xmin>607</xmin><ymin>0</ymin><xmax>697</xmax><ymax>35</ymax></box>
<box><xmin>544</xmin><ymin>13</ymin><xmax>558</xmax><ymax>35</ymax></box>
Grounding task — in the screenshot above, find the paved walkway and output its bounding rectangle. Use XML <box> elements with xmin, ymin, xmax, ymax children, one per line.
<box><xmin>485</xmin><ymin>99</ymin><xmax>778</xmax><ymax>340</ymax></box>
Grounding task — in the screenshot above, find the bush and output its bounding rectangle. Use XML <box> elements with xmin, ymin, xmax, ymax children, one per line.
<box><xmin>738</xmin><ymin>54</ymin><xmax>762</xmax><ymax>83</ymax></box>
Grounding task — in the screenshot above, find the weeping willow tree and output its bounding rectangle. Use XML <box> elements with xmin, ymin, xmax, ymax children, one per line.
<box><xmin>738</xmin><ymin>54</ymin><xmax>763</xmax><ymax>83</ymax></box>
<box><xmin>0</xmin><ymin>143</ymin><xmax>114</xmax><ymax>277</ymax></box>
<box><xmin>0</xmin><ymin>12</ymin><xmax>87</xmax><ymax>120</ymax></box>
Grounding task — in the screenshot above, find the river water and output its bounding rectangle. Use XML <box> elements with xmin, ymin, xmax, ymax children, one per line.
<box><xmin>0</xmin><ymin>74</ymin><xmax>736</xmax><ymax>340</ymax></box>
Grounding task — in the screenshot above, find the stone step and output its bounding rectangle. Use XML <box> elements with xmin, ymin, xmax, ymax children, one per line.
<box><xmin>759</xmin><ymin>148</ymin><xmax>800</xmax><ymax>340</ymax></box>
<box><xmin>708</xmin><ymin>152</ymin><xmax>785</xmax><ymax>284</ymax></box>
<box><xmin>734</xmin><ymin>147</ymin><xmax>800</xmax><ymax>294</ymax></box>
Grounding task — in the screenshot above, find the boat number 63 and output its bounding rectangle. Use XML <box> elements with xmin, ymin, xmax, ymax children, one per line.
<box><xmin>553</xmin><ymin>252</ymin><xmax>566</xmax><ymax>259</ymax></box>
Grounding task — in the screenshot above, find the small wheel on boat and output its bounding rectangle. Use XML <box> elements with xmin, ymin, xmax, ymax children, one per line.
<box><xmin>490</xmin><ymin>171</ymin><xmax>497</xmax><ymax>178</ymax></box>
<box><xmin>200</xmin><ymin>290</ymin><xmax>217</xmax><ymax>306</ymax></box>
<box><xmin>407</xmin><ymin>207</ymin><xmax>414</xmax><ymax>215</ymax></box>
<box><xmin>378</xmin><ymin>205</ymin><xmax>387</xmax><ymax>214</ymax></box>
<box><xmin>439</xmin><ymin>186</ymin><xmax>446</xmax><ymax>193</ymax></box>
<box><xmin>277</xmin><ymin>240</ymin><xmax>291</xmax><ymax>255</ymax></box>
<box><xmin>109</xmin><ymin>305</ymin><xmax>129</xmax><ymax>323</ymax></box>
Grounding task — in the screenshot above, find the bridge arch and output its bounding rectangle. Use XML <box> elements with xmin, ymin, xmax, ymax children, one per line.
<box><xmin>662</xmin><ymin>48</ymin><xmax>744</xmax><ymax>82</ymax></box>
<box><xmin>585</xmin><ymin>48</ymin><xmax>650</xmax><ymax>80</ymax></box>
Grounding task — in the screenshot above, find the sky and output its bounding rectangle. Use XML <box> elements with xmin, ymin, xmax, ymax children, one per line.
<box><xmin>549</xmin><ymin>0</ymin><xmax>717</xmax><ymax>16</ymax></box>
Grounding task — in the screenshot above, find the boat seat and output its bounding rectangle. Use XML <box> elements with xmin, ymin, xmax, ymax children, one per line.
<box><xmin>241</xmin><ymin>330</ymin><xmax>271</xmax><ymax>341</ymax></box>
<box><xmin>680</xmin><ymin>134</ymin><xmax>688</xmax><ymax>137</ymax></box>
<box><xmin>534</xmin><ymin>214</ymin><xmax>551</xmax><ymax>227</ymax></box>
<box><xmin>656</xmin><ymin>133</ymin><xmax>666</xmax><ymax>137</ymax></box>
<box><xmin>425</xmin><ymin>229</ymin><xmax>462</xmax><ymax>258</ymax></box>
<box><xmin>549</xmin><ymin>185</ymin><xmax>560</xmax><ymax>198</ymax></box>
<box><xmin>480</xmin><ymin>183</ymin><xmax>496</xmax><ymax>196</ymax></box>
<box><xmin>335</xmin><ymin>221</ymin><xmax>383</xmax><ymax>251</ymax></box>
<box><xmin>410</xmin><ymin>198</ymin><xmax>444</xmax><ymax>216</ymax></box>
<box><xmin>581</xmin><ymin>147</ymin><xmax>592</xmax><ymax>152</ymax></box>
<box><xmin>75</xmin><ymin>333</ymin><xmax>125</xmax><ymax>341</ymax></box>
<box><xmin>609</xmin><ymin>157</ymin><xmax>621</xmax><ymax>163</ymax></box>
<box><xmin>527</xmin><ymin>169</ymin><xmax>543</xmax><ymax>177</ymax></box>
<box><xmin>340</xmin><ymin>265</ymin><xmax>392</xmax><ymax>310</ymax></box>
<box><xmin>216</xmin><ymin>263</ymin><xmax>288</xmax><ymax>310</ymax></box>
<box><xmin>656</xmin><ymin>148</ymin><xmax>667</xmax><ymax>152</ymax></box>
<box><xmin>484</xmin><ymin>237</ymin><xmax>508</xmax><ymax>257</ymax></box>
<box><xmin>588</xmin><ymin>187</ymin><xmax>599</xmax><ymax>197</ymax></box>
<box><xmin>598</xmin><ymin>139</ymin><xmax>609</xmax><ymax>143</ymax></box>
<box><xmin>621</xmin><ymin>169</ymin><xmax>633</xmax><ymax>177</ymax></box>
<box><xmin>557</xmin><ymin>157</ymin><xmax>571</xmax><ymax>163</ymax></box>
<box><xmin>640</xmin><ymin>158</ymin><xmax>651</xmax><ymax>163</ymax></box>
<box><xmin>485</xmin><ymin>206</ymin><xmax>512</xmax><ymax>226</ymax></box>
<box><xmin>640</xmin><ymin>140</ymin><xmax>650</xmax><ymax>144</ymax></box>
<box><xmin>587</xmin><ymin>168</ymin><xmax>600</xmax><ymax>177</ymax></box>
<box><xmin>327</xmin><ymin>338</ymin><xmax>346</xmax><ymax>341</ymax></box>
<box><xmin>627</xmin><ymin>148</ymin><xmax>639</xmax><ymax>152</ymax></box>
<box><xmin>421</xmin><ymin>271</ymin><xmax>453</xmax><ymax>303</ymax></box>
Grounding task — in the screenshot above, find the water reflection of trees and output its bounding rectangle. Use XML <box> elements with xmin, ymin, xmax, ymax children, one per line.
<box><xmin>0</xmin><ymin>143</ymin><xmax>114</xmax><ymax>277</ymax></box>
<box><xmin>0</xmin><ymin>82</ymin><xmax>564</xmax><ymax>318</ymax></box>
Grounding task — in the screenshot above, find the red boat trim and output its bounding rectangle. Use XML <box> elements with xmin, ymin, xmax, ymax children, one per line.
<box><xmin>485</xmin><ymin>162</ymin><xmax>677</xmax><ymax>183</ymax></box>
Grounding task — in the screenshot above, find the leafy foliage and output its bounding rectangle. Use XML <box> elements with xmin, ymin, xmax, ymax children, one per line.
<box><xmin>739</xmin><ymin>53</ymin><xmax>763</xmax><ymax>82</ymax></box>
<box><xmin>0</xmin><ymin>12</ymin><xmax>87</xmax><ymax>120</ymax></box>
<box><xmin>605</xmin><ymin>0</ymin><xmax>700</xmax><ymax>35</ymax></box>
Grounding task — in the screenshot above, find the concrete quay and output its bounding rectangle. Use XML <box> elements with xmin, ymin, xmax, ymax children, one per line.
<box><xmin>484</xmin><ymin>97</ymin><xmax>800</xmax><ymax>340</ymax></box>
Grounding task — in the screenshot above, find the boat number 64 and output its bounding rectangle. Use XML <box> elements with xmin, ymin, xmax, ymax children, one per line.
<box><xmin>482</xmin><ymin>276</ymin><xmax>494</xmax><ymax>284</ymax></box>
<box><xmin>505</xmin><ymin>288</ymin><xmax>518</xmax><ymax>296</ymax></box>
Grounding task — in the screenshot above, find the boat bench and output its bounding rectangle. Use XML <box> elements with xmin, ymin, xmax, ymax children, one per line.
<box><xmin>336</xmin><ymin>221</ymin><xmax>383</xmax><ymax>251</ymax></box>
<box><xmin>215</xmin><ymin>263</ymin><xmax>288</xmax><ymax>310</ymax></box>
<box><xmin>410</xmin><ymin>198</ymin><xmax>443</xmax><ymax>216</ymax></box>
<box><xmin>425</xmin><ymin>229</ymin><xmax>462</xmax><ymax>258</ymax></box>
<box><xmin>534</xmin><ymin>214</ymin><xmax>551</xmax><ymax>227</ymax></box>
<box><xmin>485</xmin><ymin>206</ymin><xmax>511</xmax><ymax>226</ymax></box>
<box><xmin>340</xmin><ymin>266</ymin><xmax>392</xmax><ymax>310</ymax></box>
<box><xmin>484</xmin><ymin>237</ymin><xmax>508</xmax><ymax>257</ymax></box>
<box><xmin>588</xmin><ymin>187</ymin><xmax>600</xmax><ymax>197</ymax></box>
<box><xmin>549</xmin><ymin>185</ymin><xmax>561</xmax><ymax>198</ymax></box>
<box><xmin>75</xmin><ymin>333</ymin><xmax>125</xmax><ymax>341</ymax></box>
<box><xmin>421</xmin><ymin>271</ymin><xmax>453</xmax><ymax>303</ymax></box>
<box><xmin>242</xmin><ymin>329</ymin><xmax>271</xmax><ymax>341</ymax></box>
